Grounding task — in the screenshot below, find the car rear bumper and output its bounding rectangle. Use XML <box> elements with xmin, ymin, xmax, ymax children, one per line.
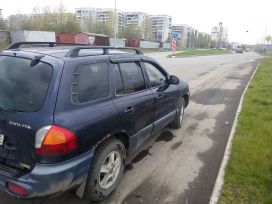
<box><xmin>0</xmin><ymin>149</ymin><xmax>93</xmax><ymax>198</ymax></box>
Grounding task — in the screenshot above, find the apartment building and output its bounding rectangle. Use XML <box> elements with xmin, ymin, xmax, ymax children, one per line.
<box><xmin>171</xmin><ymin>24</ymin><xmax>183</xmax><ymax>47</ymax></box>
<box><xmin>0</xmin><ymin>9</ymin><xmax>3</xmax><ymax>21</ymax></box>
<box><xmin>150</xmin><ymin>15</ymin><xmax>172</xmax><ymax>42</ymax></box>
<box><xmin>211</xmin><ymin>22</ymin><xmax>228</xmax><ymax>47</ymax></box>
<box><xmin>75</xmin><ymin>8</ymin><xmax>126</xmax><ymax>32</ymax></box>
<box><xmin>125</xmin><ymin>12</ymin><xmax>152</xmax><ymax>39</ymax></box>
<box><xmin>171</xmin><ymin>24</ymin><xmax>198</xmax><ymax>48</ymax></box>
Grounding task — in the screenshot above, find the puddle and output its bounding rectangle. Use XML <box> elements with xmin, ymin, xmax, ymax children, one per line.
<box><xmin>125</xmin><ymin>163</ymin><xmax>134</xmax><ymax>171</ymax></box>
<box><xmin>191</xmin><ymin>88</ymin><xmax>234</xmax><ymax>105</ymax></box>
<box><xmin>132</xmin><ymin>146</ymin><xmax>152</xmax><ymax>163</ymax></box>
<box><xmin>155</xmin><ymin>131</ymin><xmax>175</xmax><ymax>142</ymax></box>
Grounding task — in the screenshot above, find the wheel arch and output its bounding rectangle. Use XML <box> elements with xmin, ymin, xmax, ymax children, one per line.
<box><xmin>76</xmin><ymin>132</ymin><xmax>129</xmax><ymax>199</ymax></box>
<box><xmin>182</xmin><ymin>93</ymin><xmax>189</xmax><ymax>108</ymax></box>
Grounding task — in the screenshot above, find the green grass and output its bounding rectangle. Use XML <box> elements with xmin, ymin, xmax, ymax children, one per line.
<box><xmin>256</xmin><ymin>50</ymin><xmax>272</xmax><ymax>58</ymax></box>
<box><xmin>219</xmin><ymin>59</ymin><xmax>272</xmax><ymax>204</ymax></box>
<box><xmin>168</xmin><ymin>49</ymin><xmax>230</xmax><ymax>57</ymax></box>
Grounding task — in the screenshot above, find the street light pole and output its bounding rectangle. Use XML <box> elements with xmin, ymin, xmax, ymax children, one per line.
<box><xmin>114</xmin><ymin>0</ymin><xmax>117</xmax><ymax>47</ymax></box>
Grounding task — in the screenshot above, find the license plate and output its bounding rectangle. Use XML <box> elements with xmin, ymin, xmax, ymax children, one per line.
<box><xmin>0</xmin><ymin>134</ymin><xmax>4</xmax><ymax>146</ymax></box>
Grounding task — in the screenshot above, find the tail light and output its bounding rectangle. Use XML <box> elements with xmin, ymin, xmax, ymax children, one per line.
<box><xmin>7</xmin><ymin>182</ymin><xmax>28</xmax><ymax>196</ymax></box>
<box><xmin>35</xmin><ymin>125</ymin><xmax>78</xmax><ymax>156</ymax></box>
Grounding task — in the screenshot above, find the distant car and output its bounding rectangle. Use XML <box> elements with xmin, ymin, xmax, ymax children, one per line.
<box><xmin>235</xmin><ymin>48</ymin><xmax>243</xmax><ymax>53</ymax></box>
<box><xmin>0</xmin><ymin>42</ymin><xmax>190</xmax><ymax>201</ymax></box>
<box><xmin>245</xmin><ymin>48</ymin><xmax>250</xmax><ymax>52</ymax></box>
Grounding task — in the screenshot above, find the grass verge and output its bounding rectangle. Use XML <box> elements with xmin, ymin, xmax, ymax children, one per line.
<box><xmin>168</xmin><ymin>49</ymin><xmax>230</xmax><ymax>57</ymax></box>
<box><xmin>219</xmin><ymin>59</ymin><xmax>272</xmax><ymax>204</ymax></box>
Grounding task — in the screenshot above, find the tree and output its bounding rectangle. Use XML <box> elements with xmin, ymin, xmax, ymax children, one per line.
<box><xmin>0</xmin><ymin>20</ymin><xmax>7</xmax><ymax>30</ymax></box>
<box><xmin>86</xmin><ymin>11</ymin><xmax>115</xmax><ymax>36</ymax></box>
<box><xmin>119</xmin><ymin>25</ymin><xmax>142</xmax><ymax>39</ymax></box>
<box><xmin>265</xmin><ymin>35</ymin><xmax>272</xmax><ymax>44</ymax></box>
<box><xmin>210</xmin><ymin>40</ymin><xmax>217</xmax><ymax>48</ymax></box>
<box><xmin>21</xmin><ymin>4</ymin><xmax>81</xmax><ymax>33</ymax></box>
<box><xmin>166</xmin><ymin>35</ymin><xmax>171</xmax><ymax>43</ymax></box>
<box><xmin>91</xmin><ymin>22</ymin><xmax>112</xmax><ymax>36</ymax></box>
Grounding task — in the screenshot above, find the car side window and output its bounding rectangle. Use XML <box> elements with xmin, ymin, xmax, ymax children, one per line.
<box><xmin>144</xmin><ymin>62</ymin><xmax>167</xmax><ymax>87</ymax></box>
<box><xmin>119</xmin><ymin>62</ymin><xmax>146</xmax><ymax>94</ymax></box>
<box><xmin>72</xmin><ymin>62</ymin><xmax>110</xmax><ymax>103</ymax></box>
<box><xmin>113</xmin><ymin>64</ymin><xmax>125</xmax><ymax>95</ymax></box>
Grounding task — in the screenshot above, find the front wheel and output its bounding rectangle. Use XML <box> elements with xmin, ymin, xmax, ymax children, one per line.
<box><xmin>169</xmin><ymin>98</ymin><xmax>185</xmax><ymax>129</ymax></box>
<box><xmin>83</xmin><ymin>138</ymin><xmax>126</xmax><ymax>201</ymax></box>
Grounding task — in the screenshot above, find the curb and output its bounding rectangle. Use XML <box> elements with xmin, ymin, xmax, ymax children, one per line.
<box><xmin>209</xmin><ymin>61</ymin><xmax>261</xmax><ymax>204</ymax></box>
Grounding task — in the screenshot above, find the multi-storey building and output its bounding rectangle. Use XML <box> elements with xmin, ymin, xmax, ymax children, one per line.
<box><xmin>171</xmin><ymin>24</ymin><xmax>183</xmax><ymax>47</ymax></box>
<box><xmin>0</xmin><ymin>9</ymin><xmax>3</xmax><ymax>21</ymax></box>
<box><xmin>125</xmin><ymin>12</ymin><xmax>151</xmax><ymax>39</ymax></box>
<box><xmin>171</xmin><ymin>24</ymin><xmax>199</xmax><ymax>48</ymax></box>
<box><xmin>75</xmin><ymin>8</ymin><xmax>125</xmax><ymax>32</ymax></box>
<box><xmin>150</xmin><ymin>15</ymin><xmax>172</xmax><ymax>42</ymax></box>
<box><xmin>211</xmin><ymin>22</ymin><xmax>228</xmax><ymax>47</ymax></box>
<box><xmin>8</xmin><ymin>14</ymin><xmax>33</xmax><ymax>30</ymax></box>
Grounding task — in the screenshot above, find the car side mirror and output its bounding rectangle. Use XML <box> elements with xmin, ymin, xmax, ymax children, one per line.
<box><xmin>168</xmin><ymin>75</ymin><xmax>179</xmax><ymax>85</ymax></box>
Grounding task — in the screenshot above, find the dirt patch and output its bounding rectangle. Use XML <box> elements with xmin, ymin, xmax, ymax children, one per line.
<box><xmin>171</xmin><ymin>141</ymin><xmax>183</xmax><ymax>150</ymax></box>
<box><xmin>194</xmin><ymin>112</ymin><xmax>209</xmax><ymax>120</ymax></box>
<box><xmin>185</xmin><ymin>123</ymin><xmax>198</xmax><ymax>133</ymax></box>
<box><xmin>191</xmin><ymin>88</ymin><xmax>236</xmax><ymax>105</ymax></box>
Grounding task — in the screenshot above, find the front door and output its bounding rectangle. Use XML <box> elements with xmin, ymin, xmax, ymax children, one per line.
<box><xmin>142</xmin><ymin>61</ymin><xmax>179</xmax><ymax>131</ymax></box>
<box><xmin>112</xmin><ymin>62</ymin><xmax>154</xmax><ymax>150</ymax></box>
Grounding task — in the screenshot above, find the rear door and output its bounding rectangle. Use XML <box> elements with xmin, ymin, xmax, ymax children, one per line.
<box><xmin>142</xmin><ymin>61</ymin><xmax>179</xmax><ymax>131</ymax></box>
<box><xmin>0</xmin><ymin>55</ymin><xmax>57</xmax><ymax>173</ymax></box>
<box><xmin>112</xmin><ymin>61</ymin><xmax>154</xmax><ymax>150</ymax></box>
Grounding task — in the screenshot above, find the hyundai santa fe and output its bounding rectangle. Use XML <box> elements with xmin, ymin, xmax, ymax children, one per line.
<box><xmin>0</xmin><ymin>42</ymin><xmax>189</xmax><ymax>201</ymax></box>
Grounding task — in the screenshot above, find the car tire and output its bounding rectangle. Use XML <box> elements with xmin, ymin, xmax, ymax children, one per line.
<box><xmin>83</xmin><ymin>138</ymin><xmax>126</xmax><ymax>201</ymax></box>
<box><xmin>169</xmin><ymin>97</ymin><xmax>185</xmax><ymax>129</ymax></box>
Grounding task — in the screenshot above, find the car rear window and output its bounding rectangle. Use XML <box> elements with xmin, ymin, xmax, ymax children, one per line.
<box><xmin>0</xmin><ymin>56</ymin><xmax>52</xmax><ymax>112</ymax></box>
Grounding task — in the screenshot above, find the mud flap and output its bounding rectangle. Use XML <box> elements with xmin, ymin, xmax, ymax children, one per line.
<box><xmin>75</xmin><ymin>174</ymin><xmax>87</xmax><ymax>198</ymax></box>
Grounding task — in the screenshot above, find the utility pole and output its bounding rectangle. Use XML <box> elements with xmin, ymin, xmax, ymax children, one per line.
<box><xmin>114</xmin><ymin>0</ymin><xmax>117</xmax><ymax>47</ymax></box>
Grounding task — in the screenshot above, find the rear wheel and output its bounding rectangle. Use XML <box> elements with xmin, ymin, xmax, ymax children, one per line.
<box><xmin>83</xmin><ymin>138</ymin><xmax>126</xmax><ymax>201</ymax></box>
<box><xmin>169</xmin><ymin>98</ymin><xmax>185</xmax><ymax>129</ymax></box>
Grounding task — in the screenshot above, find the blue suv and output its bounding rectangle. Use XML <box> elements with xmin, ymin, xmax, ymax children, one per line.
<box><xmin>0</xmin><ymin>42</ymin><xmax>189</xmax><ymax>201</ymax></box>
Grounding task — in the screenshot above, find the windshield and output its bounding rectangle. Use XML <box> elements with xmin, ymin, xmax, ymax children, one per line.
<box><xmin>0</xmin><ymin>56</ymin><xmax>52</xmax><ymax>112</ymax></box>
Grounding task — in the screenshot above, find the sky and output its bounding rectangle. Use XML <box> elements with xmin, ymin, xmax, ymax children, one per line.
<box><xmin>1</xmin><ymin>0</ymin><xmax>272</xmax><ymax>44</ymax></box>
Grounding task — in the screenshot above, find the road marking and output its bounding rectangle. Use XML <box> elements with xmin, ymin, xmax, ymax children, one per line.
<box><xmin>209</xmin><ymin>61</ymin><xmax>261</xmax><ymax>204</ymax></box>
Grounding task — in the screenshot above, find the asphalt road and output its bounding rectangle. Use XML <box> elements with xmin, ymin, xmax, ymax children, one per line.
<box><xmin>0</xmin><ymin>52</ymin><xmax>262</xmax><ymax>204</ymax></box>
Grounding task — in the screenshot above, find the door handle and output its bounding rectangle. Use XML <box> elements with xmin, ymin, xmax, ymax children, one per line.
<box><xmin>124</xmin><ymin>106</ymin><xmax>134</xmax><ymax>113</ymax></box>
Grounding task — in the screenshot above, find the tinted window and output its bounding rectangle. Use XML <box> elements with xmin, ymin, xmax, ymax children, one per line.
<box><xmin>144</xmin><ymin>62</ymin><xmax>167</xmax><ymax>87</ymax></box>
<box><xmin>119</xmin><ymin>62</ymin><xmax>146</xmax><ymax>94</ymax></box>
<box><xmin>0</xmin><ymin>56</ymin><xmax>52</xmax><ymax>112</ymax></box>
<box><xmin>72</xmin><ymin>62</ymin><xmax>109</xmax><ymax>103</ymax></box>
<box><xmin>114</xmin><ymin>64</ymin><xmax>125</xmax><ymax>95</ymax></box>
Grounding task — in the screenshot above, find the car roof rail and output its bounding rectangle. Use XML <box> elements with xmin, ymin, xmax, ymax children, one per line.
<box><xmin>65</xmin><ymin>46</ymin><xmax>143</xmax><ymax>57</ymax></box>
<box><xmin>7</xmin><ymin>42</ymin><xmax>88</xmax><ymax>50</ymax></box>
